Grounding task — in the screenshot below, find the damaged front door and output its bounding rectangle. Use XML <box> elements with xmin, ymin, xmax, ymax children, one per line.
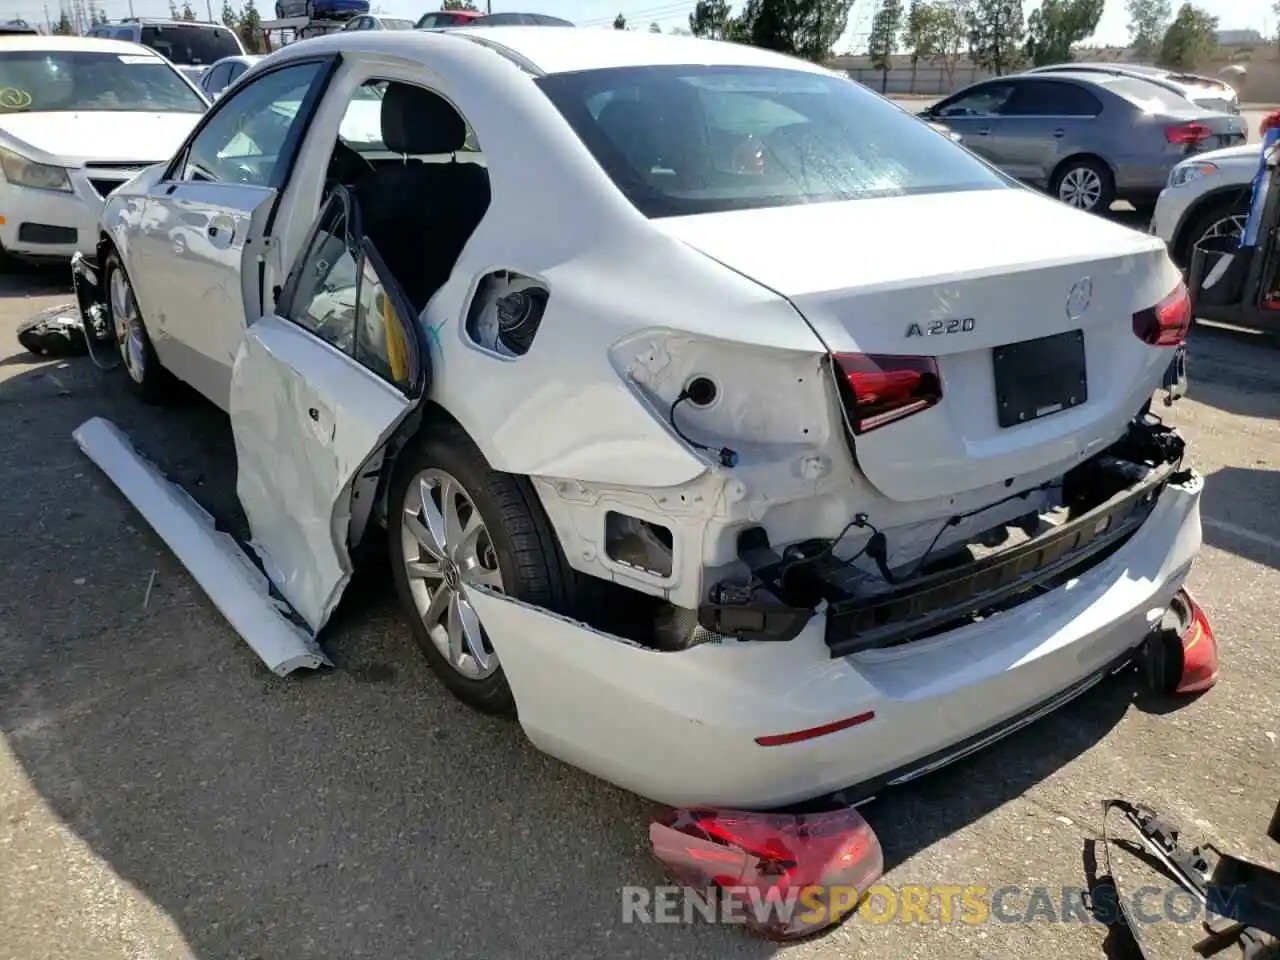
<box><xmin>230</xmin><ymin>187</ymin><xmax>426</xmax><ymax>632</ymax></box>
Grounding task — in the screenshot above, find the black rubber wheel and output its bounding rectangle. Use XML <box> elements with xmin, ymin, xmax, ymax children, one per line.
<box><xmin>103</xmin><ymin>248</ymin><xmax>175</xmax><ymax>404</ymax></box>
<box><xmin>387</xmin><ymin>420</ymin><xmax>579</xmax><ymax>715</ymax></box>
<box><xmin>1052</xmin><ymin>158</ymin><xmax>1116</xmax><ymax>214</ymax></box>
<box><xmin>1177</xmin><ymin>196</ymin><xmax>1249</xmax><ymax>269</ymax></box>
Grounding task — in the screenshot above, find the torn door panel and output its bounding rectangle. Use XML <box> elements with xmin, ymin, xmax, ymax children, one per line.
<box><xmin>72</xmin><ymin>417</ymin><xmax>331</xmax><ymax>676</ymax></box>
<box><xmin>229</xmin><ymin>314</ymin><xmax>414</xmax><ymax>633</ymax></box>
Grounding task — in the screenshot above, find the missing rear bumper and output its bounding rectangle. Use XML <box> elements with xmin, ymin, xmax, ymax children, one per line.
<box><xmin>706</xmin><ymin>417</ymin><xmax>1190</xmax><ymax>656</ymax></box>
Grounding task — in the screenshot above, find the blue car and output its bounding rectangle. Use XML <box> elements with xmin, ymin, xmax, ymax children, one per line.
<box><xmin>274</xmin><ymin>0</ymin><xmax>369</xmax><ymax>20</ymax></box>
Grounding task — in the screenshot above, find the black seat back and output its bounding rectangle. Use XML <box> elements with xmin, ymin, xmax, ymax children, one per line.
<box><xmin>354</xmin><ymin>83</ymin><xmax>491</xmax><ymax>311</ymax></box>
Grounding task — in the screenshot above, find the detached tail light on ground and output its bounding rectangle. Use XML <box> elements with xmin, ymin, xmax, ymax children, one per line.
<box><xmin>650</xmin><ymin>806</ymin><xmax>885</xmax><ymax>940</ymax></box>
<box><xmin>1166</xmin><ymin>123</ymin><xmax>1212</xmax><ymax>146</ymax></box>
<box><xmin>1133</xmin><ymin>283</ymin><xmax>1192</xmax><ymax>347</ymax></box>
<box><xmin>1142</xmin><ymin>588</ymin><xmax>1219</xmax><ymax>696</ymax></box>
<box><xmin>833</xmin><ymin>353</ymin><xmax>942</xmax><ymax>433</ymax></box>
<box><xmin>1174</xmin><ymin>592</ymin><xmax>1219</xmax><ymax>694</ymax></box>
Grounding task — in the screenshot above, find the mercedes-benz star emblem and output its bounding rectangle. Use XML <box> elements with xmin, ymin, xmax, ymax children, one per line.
<box><xmin>1066</xmin><ymin>277</ymin><xmax>1093</xmax><ymax>321</ymax></box>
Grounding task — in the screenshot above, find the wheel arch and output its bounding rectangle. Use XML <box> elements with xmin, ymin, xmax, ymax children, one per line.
<box><xmin>1050</xmin><ymin>152</ymin><xmax>1116</xmax><ymax>190</ymax></box>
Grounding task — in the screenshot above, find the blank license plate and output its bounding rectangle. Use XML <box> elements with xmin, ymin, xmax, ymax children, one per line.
<box><xmin>993</xmin><ymin>330</ymin><xmax>1088</xmax><ymax>428</ymax></box>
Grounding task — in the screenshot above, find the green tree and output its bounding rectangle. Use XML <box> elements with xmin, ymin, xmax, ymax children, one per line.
<box><xmin>967</xmin><ymin>0</ymin><xmax>1024</xmax><ymax>75</ymax></box>
<box><xmin>1024</xmin><ymin>0</ymin><xmax>1102</xmax><ymax>65</ymax></box>
<box><xmin>931</xmin><ymin>0</ymin><xmax>972</xmax><ymax>87</ymax></box>
<box><xmin>741</xmin><ymin>0</ymin><xmax>855</xmax><ymax>62</ymax></box>
<box><xmin>440</xmin><ymin>0</ymin><xmax>478</xmax><ymax>8</ymax></box>
<box><xmin>903</xmin><ymin>1</ymin><xmax>939</xmax><ymax>90</ymax></box>
<box><xmin>613</xmin><ymin>12</ymin><xmax>626</xmax><ymax>28</ymax></box>
<box><xmin>238</xmin><ymin>0</ymin><xmax>263</xmax><ymax>52</ymax></box>
<box><xmin>93</xmin><ymin>6</ymin><xmax>109</xmax><ymax>23</ymax></box>
<box><xmin>180</xmin><ymin>0</ymin><xmax>197</xmax><ymax>20</ymax></box>
<box><xmin>689</xmin><ymin>0</ymin><xmax>731</xmax><ymax>39</ymax></box>
<box><xmin>648</xmin><ymin>20</ymin><xmax>661</xmax><ymax>31</ymax></box>
<box><xmin>220</xmin><ymin>0</ymin><xmax>238</xmax><ymax>27</ymax></box>
<box><xmin>52</xmin><ymin>10</ymin><xmax>75</xmax><ymax>33</ymax></box>
<box><xmin>868</xmin><ymin>0</ymin><xmax>904</xmax><ymax>91</ymax></box>
<box><xmin>1126</xmin><ymin>0</ymin><xmax>1171</xmax><ymax>61</ymax></box>
<box><xmin>169</xmin><ymin>0</ymin><xmax>179</xmax><ymax>16</ymax></box>
<box><xmin>1158</xmin><ymin>2</ymin><xmax>1217</xmax><ymax>69</ymax></box>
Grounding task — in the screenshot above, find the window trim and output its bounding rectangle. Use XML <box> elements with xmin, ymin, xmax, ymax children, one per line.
<box><xmin>276</xmin><ymin>185</ymin><xmax>426</xmax><ymax>398</ymax></box>
<box><xmin>163</xmin><ymin>53</ymin><xmax>340</xmax><ymax>187</ymax></box>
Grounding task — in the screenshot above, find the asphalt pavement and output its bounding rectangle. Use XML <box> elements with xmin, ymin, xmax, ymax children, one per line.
<box><xmin>1</xmin><ymin>228</ymin><xmax>1278</xmax><ymax>958</ymax></box>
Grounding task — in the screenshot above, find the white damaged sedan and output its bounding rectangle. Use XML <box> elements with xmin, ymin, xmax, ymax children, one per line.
<box><xmin>70</xmin><ymin>27</ymin><xmax>1210</xmax><ymax>811</ymax></box>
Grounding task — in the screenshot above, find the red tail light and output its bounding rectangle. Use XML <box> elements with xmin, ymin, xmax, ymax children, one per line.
<box><xmin>1166</xmin><ymin>122</ymin><xmax>1212</xmax><ymax>145</ymax></box>
<box><xmin>650</xmin><ymin>806</ymin><xmax>884</xmax><ymax>940</ymax></box>
<box><xmin>1262</xmin><ymin>111</ymin><xmax>1280</xmax><ymax>136</ymax></box>
<box><xmin>833</xmin><ymin>353</ymin><xmax>941</xmax><ymax>433</ymax></box>
<box><xmin>1175</xmin><ymin>592</ymin><xmax>1219</xmax><ymax>694</ymax></box>
<box><xmin>1132</xmin><ymin>282</ymin><xmax>1191</xmax><ymax>346</ymax></box>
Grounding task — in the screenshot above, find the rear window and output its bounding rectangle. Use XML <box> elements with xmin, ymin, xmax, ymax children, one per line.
<box><xmin>1095</xmin><ymin>76</ymin><xmax>1189</xmax><ymax>111</ymax></box>
<box><xmin>536</xmin><ymin>65</ymin><xmax>1006</xmax><ymax>219</ymax></box>
<box><xmin>140</xmin><ymin>24</ymin><xmax>242</xmax><ymax>66</ymax></box>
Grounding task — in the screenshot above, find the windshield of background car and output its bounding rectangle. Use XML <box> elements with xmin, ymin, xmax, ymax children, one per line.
<box><xmin>536</xmin><ymin>65</ymin><xmax>1007</xmax><ymax>218</ymax></box>
<box><xmin>0</xmin><ymin>49</ymin><xmax>206</xmax><ymax>113</ymax></box>
<box><xmin>1094</xmin><ymin>75</ymin><xmax>1191</xmax><ymax>112</ymax></box>
<box><xmin>140</xmin><ymin>24</ymin><xmax>242</xmax><ymax>66</ymax></box>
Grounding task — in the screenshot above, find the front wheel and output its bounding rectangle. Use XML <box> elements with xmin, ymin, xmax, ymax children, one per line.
<box><xmin>387</xmin><ymin>421</ymin><xmax>578</xmax><ymax>715</ymax></box>
<box><xmin>1053</xmin><ymin>159</ymin><xmax>1115</xmax><ymax>214</ymax></box>
<box><xmin>104</xmin><ymin>249</ymin><xmax>174</xmax><ymax>403</ymax></box>
<box><xmin>1179</xmin><ymin>200</ymin><xmax>1248</xmax><ymax>269</ymax></box>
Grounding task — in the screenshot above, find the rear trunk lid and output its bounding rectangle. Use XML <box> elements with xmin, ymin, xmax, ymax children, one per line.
<box><xmin>654</xmin><ymin>187</ymin><xmax>1183</xmax><ymax>504</ymax></box>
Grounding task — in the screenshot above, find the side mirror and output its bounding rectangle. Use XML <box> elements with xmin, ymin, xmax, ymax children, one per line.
<box><xmin>917</xmin><ymin>107</ymin><xmax>935</xmax><ymax>119</ymax></box>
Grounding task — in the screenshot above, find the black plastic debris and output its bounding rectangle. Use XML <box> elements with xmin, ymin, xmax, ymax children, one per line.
<box><xmin>17</xmin><ymin>303</ymin><xmax>88</xmax><ymax>358</ymax></box>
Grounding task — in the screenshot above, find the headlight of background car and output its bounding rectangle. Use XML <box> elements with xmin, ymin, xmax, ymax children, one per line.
<box><xmin>0</xmin><ymin>147</ymin><xmax>72</xmax><ymax>192</ymax></box>
<box><xmin>1168</xmin><ymin>162</ymin><xmax>1217</xmax><ymax>189</ymax></box>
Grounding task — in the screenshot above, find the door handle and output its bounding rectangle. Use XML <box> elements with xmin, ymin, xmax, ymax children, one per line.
<box><xmin>976</xmin><ymin>127</ymin><xmax>990</xmax><ymax>136</ymax></box>
<box><xmin>1053</xmin><ymin>129</ymin><xmax>1066</xmax><ymax>138</ymax></box>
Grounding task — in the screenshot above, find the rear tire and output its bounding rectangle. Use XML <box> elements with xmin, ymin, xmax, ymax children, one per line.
<box><xmin>104</xmin><ymin>248</ymin><xmax>174</xmax><ymax>404</ymax></box>
<box><xmin>1052</xmin><ymin>158</ymin><xmax>1116</xmax><ymax>214</ymax></box>
<box><xmin>387</xmin><ymin>420</ymin><xmax>578</xmax><ymax>715</ymax></box>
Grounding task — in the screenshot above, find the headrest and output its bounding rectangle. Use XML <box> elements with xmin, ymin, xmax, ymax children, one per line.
<box><xmin>381</xmin><ymin>82</ymin><xmax>467</xmax><ymax>155</ymax></box>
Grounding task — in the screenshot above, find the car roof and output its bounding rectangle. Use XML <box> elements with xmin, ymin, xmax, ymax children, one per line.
<box><xmin>319</xmin><ymin>25</ymin><xmax>834</xmax><ymax>76</ymax></box>
<box><xmin>0</xmin><ymin>34</ymin><xmax>163</xmax><ymax>53</ymax></box>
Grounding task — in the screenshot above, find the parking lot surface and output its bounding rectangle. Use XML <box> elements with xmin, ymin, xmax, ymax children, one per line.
<box><xmin>1</xmin><ymin>245</ymin><xmax>1278</xmax><ymax>959</ymax></box>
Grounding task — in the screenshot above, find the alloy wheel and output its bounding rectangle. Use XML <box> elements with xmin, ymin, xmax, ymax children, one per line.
<box><xmin>1058</xmin><ymin>167</ymin><xmax>1104</xmax><ymax>210</ymax></box>
<box><xmin>400</xmin><ymin>468</ymin><xmax>504</xmax><ymax>680</ymax></box>
<box><xmin>109</xmin><ymin>268</ymin><xmax>146</xmax><ymax>385</ymax></box>
<box><xmin>1200</xmin><ymin>214</ymin><xmax>1247</xmax><ymax>248</ymax></box>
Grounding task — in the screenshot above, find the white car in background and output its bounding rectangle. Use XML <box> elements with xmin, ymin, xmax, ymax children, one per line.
<box><xmin>198</xmin><ymin>53</ymin><xmax>262</xmax><ymax>99</ymax></box>
<box><xmin>1151</xmin><ymin>142</ymin><xmax>1257</xmax><ymax>267</ymax></box>
<box><xmin>1025</xmin><ymin>62</ymin><xmax>1241</xmax><ymax>116</ymax></box>
<box><xmin>72</xmin><ymin>28</ymin><xmax>1206</xmax><ymax>813</ymax></box>
<box><xmin>0</xmin><ymin>35</ymin><xmax>207</xmax><ymax>265</ymax></box>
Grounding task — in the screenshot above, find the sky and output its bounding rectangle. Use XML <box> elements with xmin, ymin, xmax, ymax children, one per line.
<box><xmin>1</xmin><ymin>0</ymin><xmax>1271</xmax><ymax>52</ymax></box>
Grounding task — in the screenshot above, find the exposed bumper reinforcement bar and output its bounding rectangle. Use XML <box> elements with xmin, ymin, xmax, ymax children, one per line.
<box><xmin>824</xmin><ymin>458</ymin><xmax>1180</xmax><ymax>657</ymax></box>
<box><xmin>72</xmin><ymin>417</ymin><xmax>332</xmax><ymax>676</ymax></box>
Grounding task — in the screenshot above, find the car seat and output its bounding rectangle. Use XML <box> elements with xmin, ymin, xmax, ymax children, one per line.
<box><xmin>353</xmin><ymin>82</ymin><xmax>491</xmax><ymax>312</ymax></box>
